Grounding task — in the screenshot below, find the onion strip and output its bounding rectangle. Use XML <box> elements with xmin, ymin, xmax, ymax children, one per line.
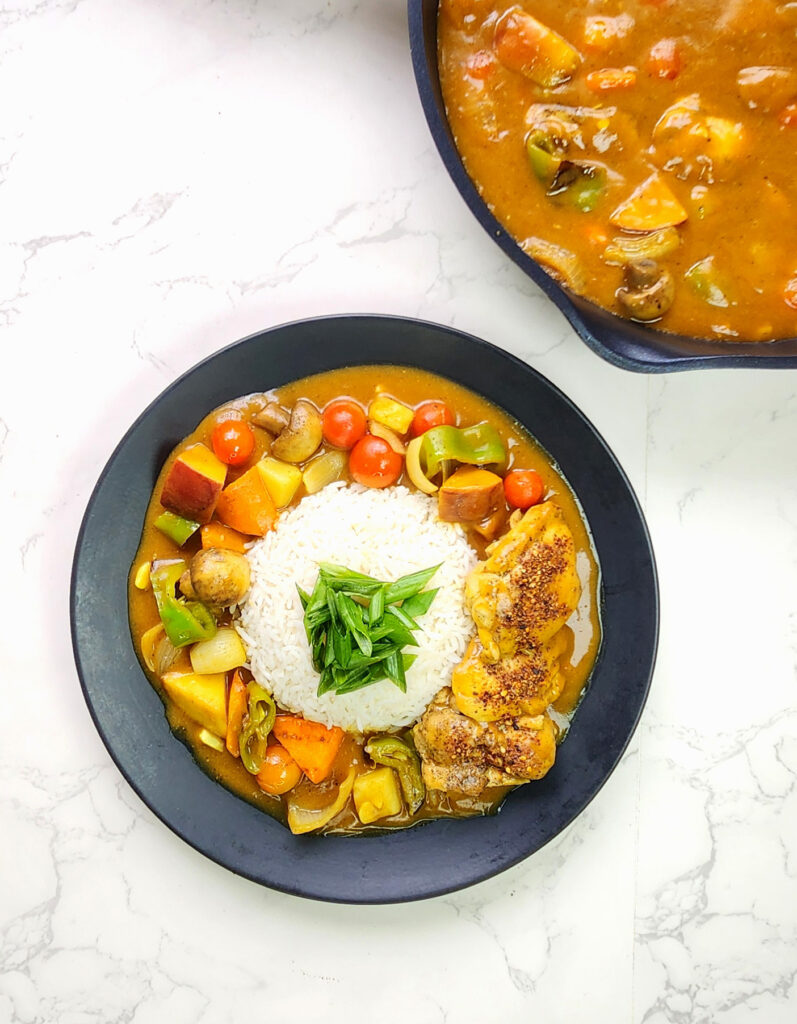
<box><xmin>405</xmin><ymin>437</ymin><xmax>438</xmax><ymax>495</ymax></box>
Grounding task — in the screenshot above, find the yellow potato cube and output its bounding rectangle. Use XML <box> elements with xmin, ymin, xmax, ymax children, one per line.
<box><xmin>353</xmin><ymin>767</ymin><xmax>403</xmax><ymax>824</ymax></box>
<box><xmin>161</xmin><ymin>671</ymin><xmax>228</xmax><ymax>736</ymax></box>
<box><xmin>256</xmin><ymin>458</ymin><xmax>303</xmax><ymax>508</ymax></box>
<box><xmin>368</xmin><ymin>396</ymin><xmax>414</xmax><ymax>435</ymax></box>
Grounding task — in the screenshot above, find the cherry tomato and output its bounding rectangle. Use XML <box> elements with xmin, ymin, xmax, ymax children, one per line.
<box><xmin>322</xmin><ymin>398</ymin><xmax>367</xmax><ymax>450</ymax></box>
<box><xmin>411</xmin><ymin>401</ymin><xmax>455</xmax><ymax>437</ymax></box>
<box><xmin>503</xmin><ymin>469</ymin><xmax>545</xmax><ymax>509</ymax></box>
<box><xmin>349</xmin><ymin>435</ymin><xmax>403</xmax><ymax>488</ymax></box>
<box><xmin>255</xmin><ymin>744</ymin><xmax>303</xmax><ymax>795</ymax></box>
<box><xmin>211</xmin><ymin>417</ymin><xmax>255</xmax><ymax>466</ymax></box>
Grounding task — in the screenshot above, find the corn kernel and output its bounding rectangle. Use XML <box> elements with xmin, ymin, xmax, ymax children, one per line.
<box><xmin>134</xmin><ymin>561</ymin><xmax>152</xmax><ymax>590</ymax></box>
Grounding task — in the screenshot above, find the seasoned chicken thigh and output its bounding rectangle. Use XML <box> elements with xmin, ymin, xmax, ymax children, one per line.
<box><xmin>465</xmin><ymin>500</ymin><xmax>581</xmax><ymax>661</ymax></box>
<box><xmin>413</xmin><ymin>689</ymin><xmax>557</xmax><ymax>796</ymax></box>
<box><xmin>451</xmin><ymin>628</ymin><xmax>569</xmax><ymax>721</ymax></box>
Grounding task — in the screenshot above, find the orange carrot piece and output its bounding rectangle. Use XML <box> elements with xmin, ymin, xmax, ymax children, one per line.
<box><xmin>493</xmin><ymin>8</ymin><xmax>580</xmax><ymax>88</ymax></box>
<box><xmin>465</xmin><ymin>50</ymin><xmax>497</xmax><ymax>80</ymax></box>
<box><xmin>585</xmin><ymin>67</ymin><xmax>637</xmax><ymax>92</ymax></box>
<box><xmin>215</xmin><ymin>464</ymin><xmax>278</xmax><ymax>536</ymax></box>
<box><xmin>200</xmin><ymin>522</ymin><xmax>248</xmax><ymax>552</ymax></box>
<box><xmin>779</xmin><ymin>103</ymin><xmax>797</xmax><ymax>128</ymax></box>
<box><xmin>647</xmin><ymin>38</ymin><xmax>681</xmax><ymax>80</ymax></box>
<box><xmin>271</xmin><ymin>716</ymin><xmax>345</xmax><ymax>784</ymax></box>
<box><xmin>226</xmin><ymin>670</ymin><xmax>248</xmax><ymax>758</ymax></box>
<box><xmin>784</xmin><ymin>276</ymin><xmax>797</xmax><ymax>311</ymax></box>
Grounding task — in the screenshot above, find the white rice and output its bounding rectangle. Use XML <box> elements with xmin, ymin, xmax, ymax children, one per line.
<box><xmin>237</xmin><ymin>482</ymin><xmax>477</xmax><ymax>733</ymax></box>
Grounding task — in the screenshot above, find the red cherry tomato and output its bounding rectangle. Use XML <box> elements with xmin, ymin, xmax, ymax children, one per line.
<box><xmin>211</xmin><ymin>417</ymin><xmax>255</xmax><ymax>466</ymax></box>
<box><xmin>322</xmin><ymin>399</ymin><xmax>367</xmax><ymax>450</ymax></box>
<box><xmin>411</xmin><ymin>400</ymin><xmax>455</xmax><ymax>437</ymax></box>
<box><xmin>503</xmin><ymin>469</ymin><xmax>545</xmax><ymax>509</ymax></box>
<box><xmin>349</xmin><ymin>435</ymin><xmax>403</xmax><ymax>488</ymax></box>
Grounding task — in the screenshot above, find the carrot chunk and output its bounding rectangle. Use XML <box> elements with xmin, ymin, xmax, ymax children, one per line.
<box><xmin>225</xmin><ymin>670</ymin><xmax>248</xmax><ymax>758</ymax></box>
<box><xmin>272</xmin><ymin>716</ymin><xmax>345</xmax><ymax>784</ymax></box>
<box><xmin>585</xmin><ymin>67</ymin><xmax>637</xmax><ymax>92</ymax></box>
<box><xmin>647</xmin><ymin>38</ymin><xmax>681</xmax><ymax>80</ymax></box>
<box><xmin>215</xmin><ymin>463</ymin><xmax>278</xmax><ymax>536</ymax></box>
<box><xmin>779</xmin><ymin>103</ymin><xmax>797</xmax><ymax>128</ymax></box>
<box><xmin>465</xmin><ymin>50</ymin><xmax>497</xmax><ymax>80</ymax></box>
<box><xmin>200</xmin><ymin>522</ymin><xmax>248</xmax><ymax>552</ymax></box>
<box><xmin>493</xmin><ymin>7</ymin><xmax>580</xmax><ymax>88</ymax></box>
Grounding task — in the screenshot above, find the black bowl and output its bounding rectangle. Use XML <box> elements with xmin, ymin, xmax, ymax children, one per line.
<box><xmin>71</xmin><ymin>315</ymin><xmax>658</xmax><ymax>903</ymax></box>
<box><xmin>408</xmin><ymin>0</ymin><xmax>797</xmax><ymax>372</ymax></box>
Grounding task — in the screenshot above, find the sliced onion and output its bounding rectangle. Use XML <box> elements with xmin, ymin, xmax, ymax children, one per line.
<box><xmin>140</xmin><ymin>624</ymin><xmax>164</xmax><ymax>672</ymax></box>
<box><xmin>405</xmin><ymin>437</ymin><xmax>438</xmax><ymax>495</ymax></box>
<box><xmin>189</xmin><ymin>626</ymin><xmax>247</xmax><ymax>674</ymax></box>
<box><xmin>368</xmin><ymin>420</ymin><xmax>406</xmax><ymax>454</ymax></box>
<box><xmin>197</xmin><ymin>728</ymin><xmax>225</xmax><ymax>752</ymax></box>
<box><xmin>287</xmin><ymin>767</ymin><xmax>357</xmax><ymax>835</ymax></box>
<box><xmin>302</xmin><ymin>450</ymin><xmax>347</xmax><ymax>495</ymax></box>
<box><xmin>522</xmin><ymin>236</ymin><xmax>586</xmax><ymax>294</ymax></box>
<box><xmin>603</xmin><ymin>226</ymin><xmax>680</xmax><ymax>266</ymax></box>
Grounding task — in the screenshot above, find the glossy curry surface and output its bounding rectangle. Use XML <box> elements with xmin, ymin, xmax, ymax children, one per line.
<box><xmin>438</xmin><ymin>0</ymin><xmax>797</xmax><ymax>341</ymax></box>
<box><xmin>129</xmin><ymin>365</ymin><xmax>601</xmax><ymax>834</ymax></box>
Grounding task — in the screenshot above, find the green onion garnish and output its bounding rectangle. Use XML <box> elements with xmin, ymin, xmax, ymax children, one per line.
<box><xmin>298</xmin><ymin>563</ymin><xmax>441</xmax><ymax>697</ymax></box>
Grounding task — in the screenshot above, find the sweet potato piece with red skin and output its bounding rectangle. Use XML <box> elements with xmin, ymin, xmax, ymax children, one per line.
<box><xmin>160</xmin><ymin>444</ymin><xmax>227</xmax><ymax>524</ymax></box>
<box><xmin>438</xmin><ymin>467</ymin><xmax>504</xmax><ymax>523</ymax></box>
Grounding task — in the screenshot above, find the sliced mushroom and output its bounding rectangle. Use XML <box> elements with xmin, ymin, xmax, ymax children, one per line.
<box><xmin>252</xmin><ymin>401</ymin><xmax>290</xmax><ymax>435</ymax></box>
<box><xmin>616</xmin><ymin>259</ymin><xmax>675</xmax><ymax>322</ymax></box>
<box><xmin>189</xmin><ymin>547</ymin><xmax>251</xmax><ymax>606</ymax></box>
<box><xmin>271</xmin><ymin>400</ymin><xmax>323</xmax><ymax>463</ymax></box>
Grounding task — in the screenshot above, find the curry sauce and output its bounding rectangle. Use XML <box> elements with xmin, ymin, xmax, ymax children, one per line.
<box><xmin>129</xmin><ymin>366</ymin><xmax>602</xmax><ymax>834</ymax></box>
<box><xmin>439</xmin><ymin>0</ymin><xmax>797</xmax><ymax>341</ymax></box>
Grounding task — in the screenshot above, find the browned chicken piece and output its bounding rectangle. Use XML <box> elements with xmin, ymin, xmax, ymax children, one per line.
<box><xmin>451</xmin><ymin>628</ymin><xmax>569</xmax><ymax>722</ymax></box>
<box><xmin>413</xmin><ymin>689</ymin><xmax>557</xmax><ymax>796</ymax></box>
<box><xmin>465</xmin><ymin>500</ymin><xmax>581</xmax><ymax>661</ymax></box>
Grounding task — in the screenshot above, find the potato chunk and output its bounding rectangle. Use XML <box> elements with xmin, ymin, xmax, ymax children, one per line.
<box><xmin>161</xmin><ymin>671</ymin><xmax>227</xmax><ymax>736</ymax></box>
<box><xmin>354</xmin><ymin>767</ymin><xmax>403</xmax><ymax>824</ymax></box>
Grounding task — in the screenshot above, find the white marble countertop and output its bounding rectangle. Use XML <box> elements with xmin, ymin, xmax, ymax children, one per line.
<box><xmin>2</xmin><ymin>2</ymin><xmax>796</xmax><ymax>1021</ymax></box>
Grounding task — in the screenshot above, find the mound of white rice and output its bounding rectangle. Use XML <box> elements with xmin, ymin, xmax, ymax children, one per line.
<box><xmin>237</xmin><ymin>482</ymin><xmax>477</xmax><ymax>733</ymax></box>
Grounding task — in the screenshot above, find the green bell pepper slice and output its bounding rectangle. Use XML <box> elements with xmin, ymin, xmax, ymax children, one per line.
<box><xmin>684</xmin><ymin>256</ymin><xmax>733</xmax><ymax>308</ymax></box>
<box><xmin>365</xmin><ymin>734</ymin><xmax>425</xmax><ymax>813</ymax></box>
<box><xmin>420</xmin><ymin>423</ymin><xmax>506</xmax><ymax>479</ymax></box>
<box><xmin>239</xmin><ymin>683</ymin><xmax>277</xmax><ymax>775</ymax></box>
<box><xmin>547</xmin><ymin>160</ymin><xmax>606</xmax><ymax>213</ymax></box>
<box><xmin>150</xmin><ymin>559</ymin><xmax>217</xmax><ymax>648</ymax></box>
<box><xmin>526</xmin><ymin>129</ymin><xmax>563</xmax><ymax>186</ymax></box>
<box><xmin>154</xmin><ymin>510</ymin><xmax>200</xmax><ymax>546</ymax></box>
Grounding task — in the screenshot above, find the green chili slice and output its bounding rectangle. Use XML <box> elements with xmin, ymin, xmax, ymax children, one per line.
<box><xmin>365</xmin><ymin>734</ymin><xmax>425</xmax><ymax>813</ymax></box>
<box><xmin>239</xmin><ymin>683</ymin><xmax>276</xmax><ymax>775</ymax></box>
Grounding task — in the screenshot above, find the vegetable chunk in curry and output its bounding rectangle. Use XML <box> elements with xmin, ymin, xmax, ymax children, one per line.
<box><xmin>129</xmin><ymin>366</ymin><xmax>601</xmax><ymax>835</ymax></box>
<box><xmin>439</xmin><ymin>0</ymin><xmax>797</xmax><ymax>341</ymax></box>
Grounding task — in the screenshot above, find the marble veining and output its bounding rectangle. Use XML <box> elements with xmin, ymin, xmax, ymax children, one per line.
<box><xmin>1</xmin><ymin>1</ymin><xmax>796</xmax><ymax>1022</ymax></box>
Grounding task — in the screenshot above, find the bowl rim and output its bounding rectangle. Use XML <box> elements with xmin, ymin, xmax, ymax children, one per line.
<box><xmin>71</xmin><ymin>313</ymin><xmax>660</xmax><ymax>903</ymax></box>
<box><xmin>407</xmin><ymin>0</ymin><xmax>797</xmax><ymax>372</ymax></box>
